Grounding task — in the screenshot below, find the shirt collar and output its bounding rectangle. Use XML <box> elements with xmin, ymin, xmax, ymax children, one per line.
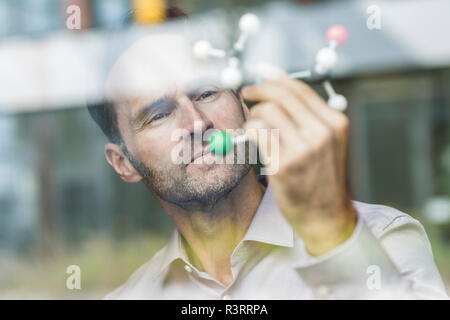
<box><xmin>159</xmin><ymin>228</ymin><xmax>187</xmax><ymax>272</ymax></box>
<box><xmin>241</xmin><ymin>185</ymin><xmax>294</xmax><ymax>247</ymax></box>
<box><xmin>159</xmin><ymin>185</ymin><xmax>294</xmax><ymax>272</ymax></box>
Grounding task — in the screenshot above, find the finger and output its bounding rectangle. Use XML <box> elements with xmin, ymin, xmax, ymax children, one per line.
<box><xmin>263</xmin><ymin>77</ymin><xmax>349</xmax><ymax>153</ymax></box>
<box><xmin>241</xmin><ymin>81</ymin><xmax>328</xmax><ymax>136</ymax></box>
<box><xmin>250</xmin><ymin>101</ymin><xmax>329</xmax><ymax>153</ymax></box>
<box><xmin>277</xmin><ymin>77</ymin><xmax>349</xmax><ymax>131</ymax></box>
<box><xmin>242</xmin><ymin>81</ymin><xmax>331</xmax><ymax>148</ymax></box>
<box><xmin>243</xmin><ymin>119</ymin><xmax>272</xmax><ymax>165</ymax></box>
<box><xmin>249</xmin><ymin>102</ymin><xmax>299</xmax><ymax>146</ymax></box>
<box><xmin>250</xmin><ymin>61</ymin><xmax>348</xmax><ymax>130</ymax></box>
<box><xmin>244</xmin><ymin>118</ymin><xmax>297</xmax><ymax>174</ymax></box>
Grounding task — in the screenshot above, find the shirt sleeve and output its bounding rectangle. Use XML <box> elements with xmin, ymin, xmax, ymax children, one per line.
<box><xmin>293</xmin><ymin>210</ymin><xmax>449</xmax><ymax>299</ymax></box>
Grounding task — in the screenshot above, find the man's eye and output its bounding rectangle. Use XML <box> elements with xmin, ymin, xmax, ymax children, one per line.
<box><xmin>195</xmin><ymin>90</ymin><xmax>218</xmax><ymax>102</ymax></box>
<box><xmin>152</xmin><ymin>113</ymin><xmax>170</xmax><ymax>122</ymax></box>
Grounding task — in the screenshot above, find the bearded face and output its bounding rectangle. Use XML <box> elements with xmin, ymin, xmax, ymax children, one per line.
<box><xmin>114</xmin><ymin>86</ymin><xmax>252</xmax><ymax>211</ymax></box>
<box><xmin>105</xmin><ymin>35</ymin><xmax>253</xmax><ymax>211</ymax></box>
<box><xmin>120</xmin><ymin>90</ymin><xmax>251</xmax><ymax>210</ymax></box>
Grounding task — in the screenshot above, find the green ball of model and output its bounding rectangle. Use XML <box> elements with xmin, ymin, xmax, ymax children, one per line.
<box><xmin>208</xmin><ymin>131</ymin><xmax>234</xmax><ymax>155</ymax></box>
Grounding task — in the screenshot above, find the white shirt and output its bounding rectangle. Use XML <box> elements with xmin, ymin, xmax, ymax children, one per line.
<box><xmin>105</xmin><ymin>186</ymin><xmax>448</xmax><ymax>299</ymax></box>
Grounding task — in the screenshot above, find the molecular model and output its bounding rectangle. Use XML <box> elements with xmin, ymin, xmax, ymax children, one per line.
<box><xmin>193</xmin><ymin>13</ymin><xmax>261</xmax><ymax>89</ymax></box>
<box><xmin>289</xmin><ymin>24</ymin><xmax>349</xmax><ymax>112</ymax></box>
<box><xmin>192</xmin><ymin>13</ymin><xmax>349</xmax><ymax>155</ymax></box>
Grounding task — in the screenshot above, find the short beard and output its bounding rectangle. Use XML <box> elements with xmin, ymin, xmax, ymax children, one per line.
<box><xmin>123</xmin><ymin>145</ymin><xmax>251</xmax><ymax>212</ymax></box>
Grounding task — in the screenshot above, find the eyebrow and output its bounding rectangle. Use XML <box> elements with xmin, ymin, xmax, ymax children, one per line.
<box><xmin>129</xmin><ymin>79</ymin><xmax>223</xmax><ymax>130</ymax></box>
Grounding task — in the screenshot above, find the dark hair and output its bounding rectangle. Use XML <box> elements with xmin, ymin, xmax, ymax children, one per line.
<box><xmin>87</xmin><ymin>101</ymin><xmax>123</xmax><ymax>144</ymax></box>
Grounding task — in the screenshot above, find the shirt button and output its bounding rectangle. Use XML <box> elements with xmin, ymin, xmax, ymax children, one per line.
<box><xmin>184</xmin><ymin>265</ymin><xmax>192</xmax><ymax>273</ymax></box>
<box><xmin>222</xmin><ymin>294</ymin><xmax>232</xmax><ymax>300</ymax></box>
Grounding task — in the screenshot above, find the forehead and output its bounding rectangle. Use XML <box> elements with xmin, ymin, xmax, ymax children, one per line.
<box><xmin>105</xmin><ymin>34</ymin><xmax>221</xmax><ymax>113</ymax></box>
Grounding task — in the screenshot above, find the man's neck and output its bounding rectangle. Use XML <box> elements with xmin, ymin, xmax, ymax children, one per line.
<box><xmin>159</xmin><ymin>170</ymin><xmax>266</xmax><ymax>286</ymax></box>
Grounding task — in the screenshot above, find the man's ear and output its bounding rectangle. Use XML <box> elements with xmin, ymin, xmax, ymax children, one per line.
<box><xmin>104</xmin><ymin>143</ymin><xmax>143</xmax><ymax>183</ymax></box>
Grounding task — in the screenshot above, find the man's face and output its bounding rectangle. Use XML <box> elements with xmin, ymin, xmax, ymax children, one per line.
<box><xmin>107</xmin><ymin>35</ymin><xmax>251</xmax><ymax>210</ymax></box>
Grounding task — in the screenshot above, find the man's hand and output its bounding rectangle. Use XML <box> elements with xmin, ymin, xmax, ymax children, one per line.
<box><xmin>242</xmin><ymin>76</ymin><xmax>357</xmax><ymax>256</ymax></box>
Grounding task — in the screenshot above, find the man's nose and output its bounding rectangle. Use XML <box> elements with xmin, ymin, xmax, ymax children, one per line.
<box><xmin>177</xmin><ymin>95</ymin><xmax>214</xmax><ymax>136</ymax></box>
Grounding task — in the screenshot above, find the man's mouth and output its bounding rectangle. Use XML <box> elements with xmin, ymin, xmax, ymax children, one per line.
<box><xmin>190</xmin><ymin>146</ymin><xmax>212</xmax><ymax>164</ymax></box>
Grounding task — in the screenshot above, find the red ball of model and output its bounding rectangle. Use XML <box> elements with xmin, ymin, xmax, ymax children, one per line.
<box><xmin>326</xmin><ymin>25</ymin><xmax>348</xmax><ymax>46</ymax></box>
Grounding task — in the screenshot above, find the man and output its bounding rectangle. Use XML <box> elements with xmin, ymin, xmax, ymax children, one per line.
<box><xmin>88</xmin><ymin>33</ymin><xmax>448</xmax><ymax>299</ymax></box>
